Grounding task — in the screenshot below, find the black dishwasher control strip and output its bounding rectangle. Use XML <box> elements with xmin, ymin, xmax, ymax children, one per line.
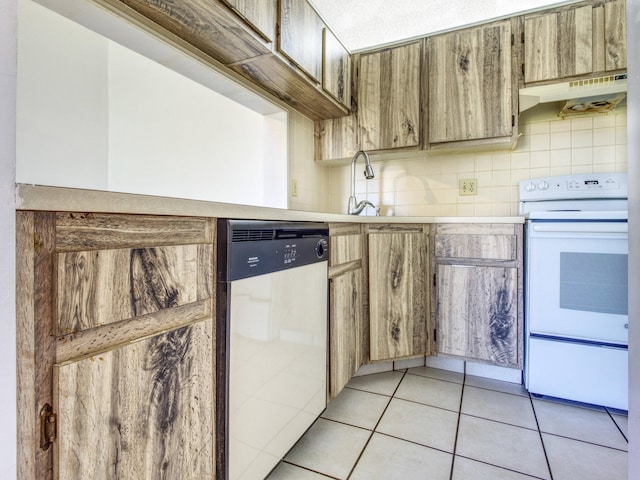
<box><xmin>223</xmin><ymin>220</ymin><xmax>329</xmax><ymax>281</ymax></box>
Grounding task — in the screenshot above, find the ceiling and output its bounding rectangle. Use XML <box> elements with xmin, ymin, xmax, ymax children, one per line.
<box><xmin>309</xmin><ymin>0</ymin><xmax>579</xmax><ymax>52</ymax></box>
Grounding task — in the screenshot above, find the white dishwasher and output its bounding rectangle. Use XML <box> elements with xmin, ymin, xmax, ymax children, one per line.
<box><xmin>216</xmin><ymin>220</ymin><xmax>329</xmax><ymax>480</ymax></box>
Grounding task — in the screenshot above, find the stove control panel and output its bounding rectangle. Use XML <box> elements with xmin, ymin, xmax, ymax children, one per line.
<box><xmin>519</xmin><ymin>173</ymin><xmax>627</xmax><ymax>202</ymax></box>
<box><xmin>566</xmin><ymin>177</ymin><xmax>620</xmax><ymax>191</ymax></box>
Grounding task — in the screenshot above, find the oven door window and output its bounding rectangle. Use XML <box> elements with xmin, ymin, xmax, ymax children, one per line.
<box><xmin>526</xmin><ymin>222</ymin><xmax>628</xmax><ymax>343</ymax></box>
<box><xmin>560</xmin><ymin>252</ymin><xmax>628</xmax><ymax>315</ymax></box>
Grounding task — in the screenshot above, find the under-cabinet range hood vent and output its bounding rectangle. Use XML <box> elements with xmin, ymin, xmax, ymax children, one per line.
<box><xmin>519</xmin><ymin>74</ymin><xmax>627</xmax><ymax>115</ymax></box>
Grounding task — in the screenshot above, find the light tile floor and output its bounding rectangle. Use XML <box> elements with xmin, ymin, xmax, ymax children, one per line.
<box><xmin>267</xmin><ymin>366</ymin><xmax>628</xmax><ymax>480</ymax></box>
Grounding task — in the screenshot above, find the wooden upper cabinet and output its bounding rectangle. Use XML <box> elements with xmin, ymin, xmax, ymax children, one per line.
<box><xmin>358</xmin><ymin>42</ymin><xmax>422</xmax><ymax>151</ymax></box>
<box><xmin>119</xmin><ymin>0</ymin><xmax>272</xmax><ymax>65</ymax></box>
<box><xmin>279</xmin><ymin>0</ymin><xmax>325</xmax><ymax>83</ymax></box>
<box><xmin>604</xmin><ymin>0</ymin><xmax>626</xmax><ymax>71</ymax></box>
<box><xmin>315</xmin><ymin>114</ymin><xmax>359</xmax><ymax>161</ymax></box>
<box><xmin>221</xmin><ymin>0</ymin><xmax>277</xmax><ymax>44</ymax></box>
<box><xmin>524</xmin><ymin>0</ymin><xmax>626</xmax><ymax>84</ymax></box>
<box><xmin>524</xmin><ymin>6</ymin><xmax>593</xmax><ymax>83</ymax></box>
<box><xmin>323</xmin><ymin>28</ymin><xmax>351</xmax><ymax>108</ymax></box>
<box><xmin>428</xmin><ymin>20</ymin><xmax>512</xmax><ymax>144</ymax></box>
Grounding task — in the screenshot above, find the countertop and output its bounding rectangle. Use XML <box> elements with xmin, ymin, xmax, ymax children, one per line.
<box><xmin>15</xmin><ymin>184</ymin><xmax>524</xmax><ymax>224</ymax></box>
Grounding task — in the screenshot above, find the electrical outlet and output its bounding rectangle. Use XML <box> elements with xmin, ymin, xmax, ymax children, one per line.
<box><xmin>459</xmin><ymin>178</ymin><xmax>478</xmax><ymax>196</ymax></box>
<box><xmin>291</xmin><ymin>179</ymin><xmax>298</xmax><ymax>197</ymax></box>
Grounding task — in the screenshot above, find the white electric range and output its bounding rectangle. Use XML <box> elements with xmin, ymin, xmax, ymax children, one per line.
<box><xmin>520</xmin><ymin>173</ymin><xmax>628</xmax><ymax>410</ymax></box>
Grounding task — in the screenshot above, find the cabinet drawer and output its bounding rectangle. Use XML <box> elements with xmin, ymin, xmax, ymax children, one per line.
<box><xmin>329</xmin><ymin>224</ymin><xmax>363</xmax><ymax>266</ymax></box>
<box><xmin>330</xmin><ymin>234</ymin><xmax>362</xmax><ymax>265</ymax></box>
<box><xmin>435</xmin><ymin>234</ymin><xmax>517</xmax><ymax>261</ymax></box>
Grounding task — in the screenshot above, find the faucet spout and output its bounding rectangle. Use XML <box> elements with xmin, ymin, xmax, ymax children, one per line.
<box><xmin>348</xmin><ymin>151</ymin><xmax>378</xmax><ymax>215</ymax></box>
<box><xmin>349</xmin><ymin>199</ymin><xmax>379</xmax><ymax>216</ymax></box>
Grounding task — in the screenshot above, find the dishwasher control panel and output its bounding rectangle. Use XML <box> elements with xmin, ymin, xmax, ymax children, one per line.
<box><xmin>223</xmin><ymin>220</ymin><xmax>329</xmax><ymax>281</ymax></box>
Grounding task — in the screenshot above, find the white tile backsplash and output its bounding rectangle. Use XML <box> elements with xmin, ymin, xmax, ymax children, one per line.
<box><xmin>325</xmin><ymin>108</ymin><xmax>626</xmax><ymax>216</ymax></box>
<box><xmin>571</xmin><ymin>129</ymin><xmax>593</xmax><ymax>148</ymax></box>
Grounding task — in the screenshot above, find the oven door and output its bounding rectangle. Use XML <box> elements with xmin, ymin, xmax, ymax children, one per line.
<box><xmin>526</xmin><ymin>220</ymin><xmax>628</xmax><ymax>344</ymax></box>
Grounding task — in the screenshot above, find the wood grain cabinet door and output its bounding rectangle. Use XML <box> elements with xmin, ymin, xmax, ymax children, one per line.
<box><xmin>368</xmin><ymin>231</ymin><xmax>428</xmax><ymax>361</ymax></box>
<box><xmin>437</xmin><ymin>264</ymin><xmax>518</xmax><ymax>367</ymax></box>
<box><xmin>358</xmin><ymin>42</ymin><xmax>422</xmax><ymax>151</ymax></box>
<box><xmin>428</xmin><ymin>20</ymin><xmax>512</xmax><ymax>143</ymax></box>
<box><xmin>119</xmin><ymin>0</ymin><xmax>272</xmax><ymax>65</ymax></box>
<box><xmin>329</xmin><ymin>268</ymin><xmax>363</xmax><ymax>399</ymax></box>
<box><xmin>328</xmin><ymin>224</ymin><xmax>365</xmax><ymax>399</ymax></box>
<box><xmin>524</xmin><ymin>6</ymin><xmax>594</xmax><ymax>83</ymax></box>
<box><xmin>221</xmin><ymin>0</ymin><xmax>277</xmax><ymax>43</ymax></box>
<box><xmin>17</xmin><ymin>212</ymin><xmax>215</xmax><ymax>480</ymax></box>
<box><xmin>323</xmin><ymin>28</ymin><xmax>351</xmax><ymax>108</ymax></box>
<box><xmin>279</xmin><ymin>0</ymin><xmax>325</xmax><ymax>83</ymax></box>
<box><xmin>604</xmin><ymin>0</ymin><xmax>626</xmax><ymax>71</ymax></box>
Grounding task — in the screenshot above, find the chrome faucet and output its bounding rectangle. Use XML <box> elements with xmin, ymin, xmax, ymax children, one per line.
<box><xmin>348</xmin><ymin>150</ymin><xmax>379</xmax><ymax>215</ymax></box>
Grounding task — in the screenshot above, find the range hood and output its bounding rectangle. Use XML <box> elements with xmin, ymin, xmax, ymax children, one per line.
<box><xmin>519</xmin><ymin>74</ymin><xmax>627</xmax><ymax>116</ymax></box>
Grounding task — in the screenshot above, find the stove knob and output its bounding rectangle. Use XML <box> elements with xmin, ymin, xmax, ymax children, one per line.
<box><xmin>525</xmin><ymin>182</ymin><xmax>536</xmax><ymax>192</ymax></box>
<box><xmin>538</xmin><ymin>180</ymin><xmax>549</xmax><ymax>190</ymax></box>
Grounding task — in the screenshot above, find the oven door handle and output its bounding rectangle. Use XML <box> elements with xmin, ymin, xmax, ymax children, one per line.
<box><xmin>531</xmin><ymin>223</ymin><xmax>628</xmax><ymax>234</ymax></box>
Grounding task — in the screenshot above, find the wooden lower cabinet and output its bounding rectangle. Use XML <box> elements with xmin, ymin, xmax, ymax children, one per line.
<box><xmin>17</xmin><ymin>212</ymin><xmax>216</xmax><ymax>479</ymax></box>
<box><xmin>433</xmin><ymin>223</ymin><xmax>523</xmax><ymax>369</ymax></box>
<box><xmin>436</xmin><ymin>264</ymin><xmax>518</xmax><ymax>366</ymax></box>
<box><xmin>368</xmin><ymin>225</ymin><xmax>429</xmax><ymax>362</ymax></box>
<box><xmin>328</xmin><ymin>223</ymin><xmax>365</xmax><ymax>399</ymax></box>
<box><xmin>329</xmin><ymin>267</ymin><xmax>363</xmax><ymax>399</ymax></box>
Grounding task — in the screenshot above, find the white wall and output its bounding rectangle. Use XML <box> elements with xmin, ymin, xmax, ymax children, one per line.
<box><xmin>0</xmin><ymin>0</ymin><xmax>17</xmax><ymax>475</ymax></box>
<box><xmin>17</xmin><ymin>0</ymin><xmax>287</xmax><ymax>208</ymax></box>
<box><xmin>263</xmin><ymin>112</ymin><xmax>289</xmax><ymax>208</ymax></box>
<box><xmin>106</xmin><ymin>41</ymin><xmax>269</xmax><ymax>206</ymax></box>
<box><xmin>16</xmin><ymin>0</ymin><xmax>108</xmax><ymax>190</ymax></box>
<box><xmin>288</xmin><ymin>109</ymin><xmax>332</xmax><ymax>212</ymax></box>
<box><xmin>627</xmin><ymin>0</ymin><xmax>639</xmax><ymax>476</ymax></box>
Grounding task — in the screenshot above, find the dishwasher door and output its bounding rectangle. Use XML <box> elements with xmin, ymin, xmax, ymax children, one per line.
<box><xmin>217</xmin><ymin>220</ymin><xmax>329</xmax><ymax>480</ymax></box>
<box><xmin>229</xmin><ymin>262</ymin><xmax>327</xmax><ymax>479</ymax></box>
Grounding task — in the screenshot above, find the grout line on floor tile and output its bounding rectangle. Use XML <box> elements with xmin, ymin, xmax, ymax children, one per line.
<box><xmin>374</xmin><ymin>431</ymin><xmax>457</xmax><ymax>456</ymax></box>
<box><xmin>606</xmin><ymin>407</ymin><xmax>629</xmax><ymax>442</ymax></box>
<box><xmin>344</xmin><ymin>369</ymin><xmax>407</xmax><ymax>479</ymax></box>
<box><xmin>448</xmin><ymin>371</ymin><xmax>466</xmax><ymax>480</ymax></box>
<box><xmin>404</xmin><ymin>370</ymin><xmax>464</xmax><ymax>386</ymax></box>
<box><xmin>463</xmin><ymin>383</ymin><xmax>529</xmax><ymax>399</ymax></box>
<box><xmin>343</xmin><ymin>385</ymin><xmax>396</xmax><ymax>398</ymax></box>
<box><xmin>453</xmin><ymin>454</ymin><xmax>548</xmax><ymax>480</ymax></box>
<box><xmin>279</xmin><ymin>460</ymin><xmax>341</xmax><ymax>480</ymax></box>
<box><xmin>528</xmin><ymin>392</ymin><xmax>554</xmax><ymax>480</ymax></box>
<box><xmin>458</xmin><ymin>412</ymin><xmax>540</xmax><ymax>432</ymax></box>
<box><xmin>319</xmin><ymin>417</ymin><xmax>375</xmax><ymax>433</ymax></box>
<box><xmin>540</xmin><ymin>431</ymin><xmax>629</xmax><ymax>453</ymax></box>
<box><xmin>391</xmin><ymin>394</ymin><xmax>462</xmax><ymax>414</ymax></box>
